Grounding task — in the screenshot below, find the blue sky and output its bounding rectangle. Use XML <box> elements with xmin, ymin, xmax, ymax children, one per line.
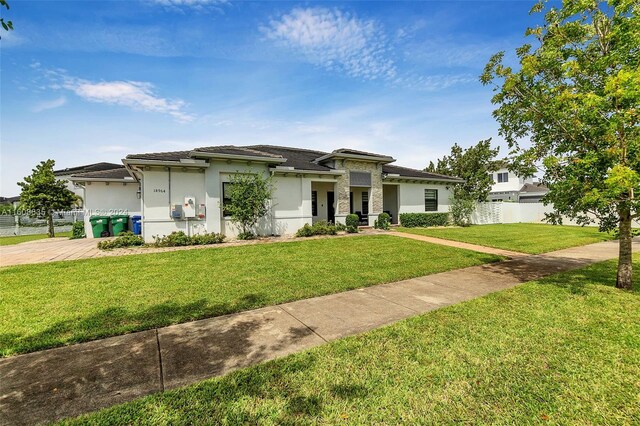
<box><xmin>0</xmin><ymin>0</ymin><xmax>541</xmax><ymax>195</ymax></box>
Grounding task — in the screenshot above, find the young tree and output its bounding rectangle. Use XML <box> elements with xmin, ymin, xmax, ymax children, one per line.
<box><xmin>427</xmin><ymin>139</ymin><xmax>500</xmax><ymax>225</ymax></box>
<box><xmin>225</xmin><ymin>172</ymin><xmax>273</xmax><ymax>240</ymax></box>
<box><xmin>18</xmin><ymin>160</ymin><xmax>77</xmax><ymax>238</ymax></box>
<box><xmin>481</xmin><ymin>0</ymin><xmax>639</xmax><ymax>289</ymax></box>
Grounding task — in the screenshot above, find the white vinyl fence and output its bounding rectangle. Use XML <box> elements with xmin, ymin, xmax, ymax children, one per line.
<box><xmin>0</xmin><ymin>210</ymin><xmax>84</xmax><ymax>237</ymax></box>
<box><xmin>472</xmin><ymin>202</ymin><xmax>639</xmax><ymax>228</ymax></box>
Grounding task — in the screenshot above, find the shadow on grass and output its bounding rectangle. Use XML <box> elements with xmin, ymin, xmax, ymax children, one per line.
<box><xmin>0</xmin><ymin>293</ymin><xmax>270</xmax><ymax>357</ymax></box>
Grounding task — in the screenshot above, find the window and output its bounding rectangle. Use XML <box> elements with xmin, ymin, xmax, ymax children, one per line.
<box><xmin>424</xmin><ymin>189</ymin><xmax>438</xmax><ymax>212</ymax></box>
<box><xmin>312</xmin><ymin>191</ymin><xmax>318</xmax><ymax>216</ymax></box>
<box><xmin>497</xmin><ymin>172</ymin><xmax>509</xmax><ymax>183</ymax></box>
<box><xmin>222</xmin><ymin>182</ymin><xmax>233</xmax><ymax>217</ymax></box>
<box><xmin>362</xmin><ymin>192</ymin><xmax>369</xmax><ymax>215</ymax></box>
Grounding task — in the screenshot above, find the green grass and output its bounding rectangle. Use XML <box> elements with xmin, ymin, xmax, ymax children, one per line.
<box><xmin>398</xmin><ymin>223</ymin><xmax>613</xmax><ymax>254</ymax></box>
<box><xmin>62</xmin><ymin>255</ymin><xmax>640</xmax><ymax>425</ymax></box>
<box><xmin>0</xmin><ymin>235</ymin><xmax>499</xmax><ymax>357</ymax></box>
<box><xmin>0</xmin><ymin>231</ymin><xmax>72</xmax><ymax>246</ymax></box>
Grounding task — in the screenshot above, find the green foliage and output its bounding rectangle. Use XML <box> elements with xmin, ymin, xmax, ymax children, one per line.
<box><xmin>0</xmin><ymin>204</ymin><xmax>16</xmax><ymax>215</ymax></box>
<box><xmin>295</xmin><ymin>221</ymin><xmax>338</xmax><ymax>237</ymax></box>
<box><xmin>151</xmin><ymin>231</ymin><xmax>225</xmax><ymax>248</ymax></box>
<box><xmin>610</xmin><ymin>228</ymin><xmax>640</xmax><ymax>240</ymax></box>
<box><xmin>225</xmin><ymin>173</ymin><xmax>273</xmax><ymax>239</ymax></box>
<box><xmin>335</xmin><ymin>222</ymin><xmax>347</xmax><ymax>232</ymax></box>
<box><xmin>18</xmin><ymin>160</ymin><xmax>77</xmax><ymax>238</ymax></box>
<box><xmin>97</xmin><ymin>232</ymin><xmax>144</xmax><ymax>250</ymax></box>
<box><xmin>70</xmin><ymin>222</ymin><xmax>86</xmax><ymax>239</ymax></box>
<box><xmin>400</xmin><ymin>213</ymin><xmax>449</xmax><ymax>228</ymax></box>
<box><xmin>0</xmin><ymin>0</ymin><xmax>13</xmax><ymax>35</ymax></box>
<box><xmin>427</xmin><ymin>139</ymin><xmax>500</xmax><ymax>202</ymax></box>
<box><xmin>480</xmin><ymin>0</ymin><xmax>639</xmax><ymax>287</ymax></box>
<box><xmin>374</xmin><ymin>212</ymin><xmax>391</xmax><ymax>230</ymax></box>
<box><xmin>345</xmin><ymin>214</ymin><xmax>360</xmax><ymax>233</ymax></box>
<box><xmin>450</xmin><ymin>197</ymin><xmax>476</xmax><ymax>227</ymax></box>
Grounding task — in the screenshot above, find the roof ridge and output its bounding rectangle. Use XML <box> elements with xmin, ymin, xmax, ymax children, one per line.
<box><xmin>193</xmin><ymin>145</ymin><xmax>284</xmax><ymax>158</ymax></box>
<box><xmin>247</xmin><ymin>144</ymin><xmax>329</xmax><ymax>156</ymax></box>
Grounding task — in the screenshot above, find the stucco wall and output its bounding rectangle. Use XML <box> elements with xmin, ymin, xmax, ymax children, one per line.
<box><xmin>310</xmin><ymin>181</ymin><xmax>336</xmax><ymax>222</ymax></box>
<box><xmin>490</xmin><ymin>168</ymin><xmax>532</xmax><ymax>193</ymax></box>
<box><xmin>82</xmin><ymin>181</ymin><xmax>141</xmax><ymax>238</ymax></box>
<box><xmin>397</xmin><ymin>182</ymin><xmax>452</xmax><ymax>214</ymax></box>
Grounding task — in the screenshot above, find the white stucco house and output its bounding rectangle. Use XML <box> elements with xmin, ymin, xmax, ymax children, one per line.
<box><xmin>488</xmin><ymin>167</ymin><xmax>548</xmax><ymax>203</ymax></box>
<box><xmin>54</xmin><ymin>162</ymin><xmax>122</xmax><ymax>207</ymax></box>
<box><xmin>70</xmin><ymin>145</ymin><xmax>462</xmax><ymax>241</ymax></box>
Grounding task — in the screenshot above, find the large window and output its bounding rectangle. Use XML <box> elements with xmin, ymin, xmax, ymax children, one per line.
<box><xmin>222</xmin><ymin>182</ymin><xmax>233</xmax><ymax>217</ymax></box>
<box><xmin>497</xmin><ymin>172</ymin><xmax>509</xmax><ymax>183</ymax></box>
<box><xmin>424</xmin><ymin>189</ymin><xmax>438</xmax><ymax>212</ymax></box>
<box><xmin>312</xmin><ymin>191</ymin><xmax>318</xmax><ymax>216</ymax></box>
<box><xmin>362</xmin><ymin>192</ymin><xmax>369</xmax><ymax>215</ymax></box>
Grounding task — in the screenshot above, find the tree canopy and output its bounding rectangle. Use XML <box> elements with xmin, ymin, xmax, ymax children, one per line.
<box><xmin>225</xmin><ymin>172</ymin><xmax>273</xmax><ymax>240</ymax></box>
<box><xmin>481</xmin><ymin>0</ymin><xmax>639</xmax><ymax>289</ymax></box>
<box><xmin>426</xmin><ymin>139</ymin><xmax>500</xmax><ymax>202</ymax></box>
<box><xmin>18</xmin><ymin>160</ymin><xmax>77</xmax><ymax>238</ymax></box>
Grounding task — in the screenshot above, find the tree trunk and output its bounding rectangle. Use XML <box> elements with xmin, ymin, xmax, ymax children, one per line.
<box><xmin>47</xmin><ymin>212</ymin><xmax>55</xmax><ymax>238</ymax></box>
<box><xmin>616</xmin><ymin>208</ymin><xmax>633</xmax><ymax>290</ymax></box>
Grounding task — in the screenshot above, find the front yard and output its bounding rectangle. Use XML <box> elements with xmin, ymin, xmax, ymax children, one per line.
<box><xmin>62</xmin><ymin>255</ymin><xmax>640</xmax><ymax>425</ymax></box>
<box><xmin>0</xmin><ymin>235</ymin><xmax>499</xmax><ymax>357</ymax></box>
<box><xmin>0</xmin><ymin>232</ymin><xmax>72</xmax><ymax>246</ymax></box>
<box><xmin>398</xmin><ymin>223</ymin><xmax>613</xmax><ymax>254</ymax></box>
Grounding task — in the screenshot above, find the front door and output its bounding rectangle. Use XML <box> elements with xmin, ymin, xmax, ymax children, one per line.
<box><xmin>327</xmin><ymin>192</ymin><xmax>335</xmax><ymax>223</ymax></box>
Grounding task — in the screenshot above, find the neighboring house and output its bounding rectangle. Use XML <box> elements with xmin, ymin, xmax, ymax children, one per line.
<box><xmin>518</xmin><ymin>182</ymin><xmax>549</xmax><ymax>203</ymax></box>
<box><xmin>54</xmin><ymin>162</ymin><xmax>123</xmax><ymax>206</ymax></box>
<box><xmin>71</xmin><ymin>145</ymin><xmax>462</xmax><ymax>241</ymax></box>
<box><xmin>487</xmin><ymin>167</ymin><xmax>549</xmax><ymax>203</ymax></box>
<box><xmin>0</xmin><ymin>196</ymin><xmax>20</xmax><ymax>208</ymax></box>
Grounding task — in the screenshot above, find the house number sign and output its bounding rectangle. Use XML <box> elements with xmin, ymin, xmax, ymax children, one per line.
<box><xmin>153</xmin><ymin>189</ymin><xmax>166</xmax><ymax>193</ymax></box>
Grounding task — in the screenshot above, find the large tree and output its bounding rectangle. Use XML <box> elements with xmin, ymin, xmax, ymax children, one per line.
<box><xmin>426</xmin><ymin>139</ymin><xmax>500</xmax><ymax>202</ymax></box>
<box><xmin>481</xmin><ymin>0</ymin><xmax>639</xmax><ymax>289</ymax></box>
<box><xmin>18</xmin><ymin>160</ymin><xmax>77</xmax><ymax>238</ymax></box>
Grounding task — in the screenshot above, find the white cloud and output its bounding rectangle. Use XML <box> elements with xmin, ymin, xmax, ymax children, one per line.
<box><xmin>32</xmin><ymin>96</ymin><xmax>67</xmax><ymax>112</ymax></box>
<box><xmin>66</xmin><ymin>80</ymin><xmax>194</xmax><ymax>122</ymax></box>
<box><xmin>149</xmin><ymin>0</ymin><xmax>228</xmax><ymax>11</ymax></box>
<box><xmin>262</xmin><ymin>7</ymin><xmax>396</xmax><ymax>81</ymax></box>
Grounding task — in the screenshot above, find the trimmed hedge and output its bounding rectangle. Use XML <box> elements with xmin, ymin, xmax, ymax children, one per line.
<box><xmin>399</xmin><ymin>212</ymin><xmax>449</xmax><ymax>228</ymax></box>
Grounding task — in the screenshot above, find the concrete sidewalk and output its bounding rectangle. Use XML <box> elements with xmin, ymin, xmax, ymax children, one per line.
<box><xmin>1</xmin><ymin>239</ymin><xmax>637</xmax><ymax>425</ymax></box>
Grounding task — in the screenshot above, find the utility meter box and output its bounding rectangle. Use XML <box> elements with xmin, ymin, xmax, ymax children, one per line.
<box><xmin>171</xmin><ymin>204</ymin><xmax>183</xmax><ymax>219</ymax></box>
<box><xmin>183</xmin><ymin>196</ymin><xmax>196</xmax><ymax>218</ymax></box>
<box><xmin>197</xmin><ymin>203</ymin><xmax>206</xmax><ymax>219</ymax></box>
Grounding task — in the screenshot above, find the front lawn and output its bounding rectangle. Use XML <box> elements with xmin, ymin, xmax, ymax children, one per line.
<box><xmin>398</xmin><ymin>223</ymin><xmax>613</xmax><ymax>254</ymax></box>
<box><xmin>0</xmin><ymin>232</ymin><xmax>72</xmax><ymax>246</ymax></box>
<box><xmin>0</xmin><ymin>235</ymin><xmax>499</xmax><ymax>357</ymax></box>
<box><xmin>63</xmin><ymin>255</ymin><xmax>640</xmax><ymax>425</ymax></box>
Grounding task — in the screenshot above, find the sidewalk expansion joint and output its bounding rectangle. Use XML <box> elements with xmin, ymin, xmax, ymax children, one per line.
<box><xmin>155</xmin><ymin>329</ymin><xmax>165</xmax><ymax>392</ymax></box>
<box><xmin>280</xmin><ymin>308</ymin><xmax>328</xmax><ymax>343</ymax></box>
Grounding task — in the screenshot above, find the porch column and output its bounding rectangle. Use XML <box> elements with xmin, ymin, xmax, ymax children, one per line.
<box><xmin>367</xmin><ymin>163</ymin><xmax>384</xmax><ymax>226</ymax></box>
<box><xmin>335</xmin><ymin>173</ymin><xmax>350</xmax><ymax>225</ymax></box>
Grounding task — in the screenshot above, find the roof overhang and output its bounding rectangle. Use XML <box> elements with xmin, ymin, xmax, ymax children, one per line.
<box><xmin>383</xmin><ymin>175</ymin><xmax>464</xmax><ymax>184</ymax></box>
<box><xmin>269</xmin><ymin>167</ymin><xmax>345</xmax><ymax>177</ymax></box>
<box><xmin>122</xmin><ymin>158</ymin><xmax>210</xmax><ymax>168</ymax></box>
<box><xmin>189</xmin><ymin>151</ymin><xmax>287</xmax><ymax>164</ymax></box>
<box><xmin>69</xmin><ymin>177</ymin><xmax>137</xmax><ymax>183</ymax></box>
<box><xmin>314</xmin><ymin>152</ymin><xmax>396</xmax><ymax>164</ymax></box>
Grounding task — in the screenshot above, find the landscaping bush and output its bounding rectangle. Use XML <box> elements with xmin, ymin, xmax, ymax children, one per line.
<box><xmin>70</xmin><ymin>221</ymin><xmax>86</xmax><ymax>239</ymax></box>
<box><xmin>374</xmin><ymin>212</ymin><xmax>391</xmax><ymax>230</ymax></box>
<box><xmin>237</xmin><ymin>231</ymin><xmax>256</xmax><ymax>241</ymax></box>
<box><xmin>346</xmin><ymin>214</ymin><xmax>360</xmax><ymax>233</ymax></box>
<box><xmin>97</xmin><ymin>232</ymin><xmax>144</xmax><ymax>250</ymax></box>
<box><xmin>335</xmin><ymin>222</ymin><xmax>347</xmax><ymax>232</ymax></box>
<box><xmin>295</xmin><ymin>220</ymin><xmax>338</xmax><ymax>237</ymax></box>
<box><xmin>399</xmin><ymin>212</ymin><xmax>449</xmax><ymax>228</ymax></box>
<box><xmin>450</xmin><ymin>197</ymin><xmax>475</xmax><ymax>227</ymax></box>
<box><xmin>152</xmin><ymin>231</ymin><xmax>226</xmax><ymax>247</ymax></box>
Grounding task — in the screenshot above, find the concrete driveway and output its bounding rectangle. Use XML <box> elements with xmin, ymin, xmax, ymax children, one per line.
<box><xmin>0</xmin><ymin>237</ymin><xmax>106</xmax><ymax>267</ymax></box>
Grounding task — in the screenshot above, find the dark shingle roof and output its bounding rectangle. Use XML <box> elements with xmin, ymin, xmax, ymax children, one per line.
<box><xmin>123</xmin><ymin>145</ymin><xmax>460</xmax><ymax>181</ymax></box>
<box><xmin>193</xmin><ymin>146</ymin><xmax>284</xmax><ymax>158</ymax></box>
<box><xmin>126</xmin><ymin>150</ymin><xmax>192</xmax><ymax>162</ymax></box>
<box><xmin>520</xmin><ymin>183</ymin><xmax>548</xmax><ymax>193</ymax></box>
<box><xmin>53</xmin><ymin>162</ymin><xmax>122</xmax><ymax>176</ymax></box>
<box><xmin>247</xmin><ymin>145</ymin><xmax>333</xmax><ymax>172</ymax></box>
<box><xmin>71</xmin><ymin>167</ymin><xmax>133</xmax><ymax>180</ymax></box>
<box><xmin>382</xmin><ymin>164</ymin><xmax>463</xmax><ymax>182</ymax></box>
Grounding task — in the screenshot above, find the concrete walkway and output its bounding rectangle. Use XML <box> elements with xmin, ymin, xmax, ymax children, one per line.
<box><xmin>1</xmin><ymin>239</ymin><xmax>638</xmax><ymax>425</ymax></box>
<box><xmin>388</xmin><ymin>231</ymin><xmax>526</xmax><ymax>258</ymax></box>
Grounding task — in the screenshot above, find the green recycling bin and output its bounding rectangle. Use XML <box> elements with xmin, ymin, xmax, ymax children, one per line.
<box><xmin>89</xmin><ymin>216</ymin><xmax>110</xmax><ymax>238</ymax></box>
<box><xmin>110</xmin><ymin>214</ymin><xmax>130</xmax><ymax>236</ymax></box>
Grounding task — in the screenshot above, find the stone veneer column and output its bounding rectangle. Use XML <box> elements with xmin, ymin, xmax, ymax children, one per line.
<box><xmin>333</xmin><ymin>159</ymin><xmax>383</xmax><ymax>225</ymax></box>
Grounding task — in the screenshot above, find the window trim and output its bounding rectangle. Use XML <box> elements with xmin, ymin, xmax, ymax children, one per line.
<box><xmin>222</xmin><ymin>182</ymin><xmax>233</xmax><ymax>217</ymax></box>
<box><xmin>311</xmin><ymin>191</ymin><xmax>318</xmax><ymax>217</ymax></box>
<box><xmin>424</xmin><ymin>189</ymin><xmax>438</xmax><ymax>212</ymax></box>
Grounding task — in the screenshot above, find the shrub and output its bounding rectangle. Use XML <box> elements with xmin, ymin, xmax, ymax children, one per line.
<box><xmin>237</xmin><ymin>231</ymin><xmax>256</xmax><ymax>240</ymax></box>
<box><xmin>191</xmin><ymin>232</ymin><xmax>226</xmax><ymax>245</ymax></box>
<box><xmin>97</xmin><ymin>232</ymin><xmax>144</xmax><ymax>250</ymax></box>
<box><xmin>153</xmin><ymin>231</ymin><xmax>226</xmax><ymax>247</ymax></box>
<box><xmin>70</xmin><ymin>221</ymin><xmax>86</xmax><ymax>239</ymax></box>
<box><xmin>450</xmin><ymin>197</ymin><xmax>475</xmax><ymax>227</ymax></box>
<box><xmin>295</xmin><ymin>220</ymin><xmax>338</xmax><ymax>237</ymax></box>
<box><xmin>346</xmin><ymin>214</ymin><xmax>360</xmax><ymax>233</ymax></box>
<box><xmin>399</xmin><ymin>212</ymin><xmax>449</xmax><ymax>228</ymax></box>
<box><xmin>374</xmin><ymin>212</ymin><xmax>391</xmax><ymax>230</ymax></box>
<box><xmin>335</xmin><ymin>222</ymin><xmax>347</xmax><ymax>232</ymax></box>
